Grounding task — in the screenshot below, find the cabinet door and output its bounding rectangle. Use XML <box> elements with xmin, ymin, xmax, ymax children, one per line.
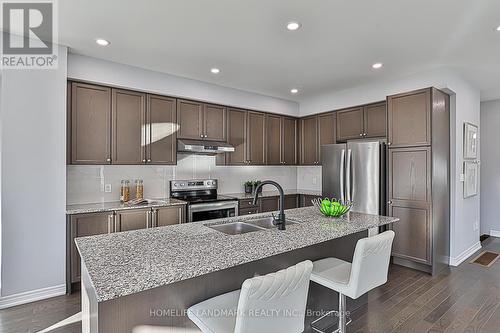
<box><xmin>364</xmin><ymin>103</ymin><xmax>387</xmax><ymax>138</ymax></box>
<box><xmin>70</xmin><ymin>82</ymin><xmax>111</xmax><ymax>164</ymax></box>
<box><xmin>261</xmin><ymin>197</ymin><xmax>279</xmax><ymax>212</ymax></box>
<box><xmin>318</xmin><ymin>112</ymin><xmax>336</xmax><ymax>163</ymax></box>
<box><xmin>388</xmin><ymin>147</ymin><xmax>431</xmax><ymax>206</ymax></box>
<box><xmin>116</xmin><ymin>209</ymin><xmax>151</xmax><ymax>232</ymax></box>
<box><xmin>111</xmin><ymin>89</ymin><xmax>146</xmax><ymax>164</ymax></box>
<box><xmin>70</xmin><ymin>212</ymin><xmax>113</xmax><ymax>283</ymax></box>
<box><xmin>155</xmin><ymin>206</ymin><xmax>184</xmax><ymax>227</ymax></box>
<box><xmin>300</xmin><ymin>116</ymin><xmax>319</xmax><ymax>165</ymax></box>
<box><xmin>147</xmin><ymin>95</ymin><xmax>177</xmax><ymax>165</ymax></box>
<box><xmin>177</xmin><ymin>99</ymin><xmax>203</xmax><ymax>139</ymax></box>
<box><xmin>389</xmin><ymin>204</ymin><xmax>431</xmax><ymax>264</ymax></box>
<box><xmin>226</xmin><ymin>109</ymin><xmax>247</xmax><ymax>165</ymax></box>
<box><xmin>204</xmin><ymin>104</ymin><xmax>226</xmax><ymax>141</ymax></box>
<box><xmin>247</xmin><ymin>111</ymin><xmax>266</xmax><ymax>165</ymax></box>
<box><xmin>336</xmin><ymin>107</ymin><xmax>364</xmax><ymax>141</ymax></box>
<box><xmin>387</xmin><ymin>88</ymin><xmax>431</xmax><ymax>147</ymax></box>
<box><xmin>266</xmin><ymin>114</ymin><xmax>282</xmax><ymax>165</ymax></box>
<box><xmin>282</xmin><ymin>117</ymin><xmax>297</xmax><ymax>165</ymax></box>
<box><xmin>284</xmin><ymin>194</ymin><xmax>298</xmax><ymax>209</ymax></box>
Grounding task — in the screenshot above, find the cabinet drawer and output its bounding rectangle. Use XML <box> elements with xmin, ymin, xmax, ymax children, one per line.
<box><xmin>239</xmin><ymin>198</ymin><xmax>259</xmax><ymax>208</ymax></box>
<box><xmin>239</xmin><ymin>207</ymin><xmax>259</xmax><ymax>216</ymax></box>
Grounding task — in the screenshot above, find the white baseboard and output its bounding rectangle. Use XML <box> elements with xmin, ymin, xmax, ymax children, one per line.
<box><xmin>0</xmin><ymin>284</ymin><xmax>66</xmax><ymax>309</ymax></box>
<box><xmin>490</xmin><ymin>230</ymin><xmax>500</xmax><ymax>237</ymax></box>
<box><xmin>449</xmin><ymin>241</ymin><xmax>482</xmax><ymax>266</ymax></box>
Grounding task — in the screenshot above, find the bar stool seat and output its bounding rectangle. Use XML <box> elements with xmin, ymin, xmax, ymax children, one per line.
<box><xmin>310</xmin><ymin>230</ymin><xmax>395</xmax><ymax>333</ymax></box>
<box><xmin>187</xmin><ymin>260</ymin><xmax>313</xmax><ymax>333</ymax></box>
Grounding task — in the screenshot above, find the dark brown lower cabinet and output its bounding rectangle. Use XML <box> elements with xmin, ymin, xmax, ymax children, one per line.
<box><xmin>260</xmin><ymin>197</ymin><xmax>279</xmax><ymax>212</ymax></box>
<box><xmin>284</xmin><ymin>195</ymin><xmax>299</xmax><ymax>210</ymax></box>
<box><xmin>115</xmin><ymin>209</ymin><xmax>151</xmax><ymax>232</ymax></box>
<box><xmin>155</xmin><ymin>206</ymin><xmax>184</xmax><ymax>227</ymax></box>
<box><xmin>389</xmin><ymin>204</ymin><xmax>431</xmax><ymax>264</ymax></box>
<box><xmin>70</xmin><ymin>212</ymin><xmax>113</xmax><ymax>283</ymax></box>
<box><xmin>300</xmin><ymin>194</ymin><xmax>321</xmax><ymax>207</ymax></box>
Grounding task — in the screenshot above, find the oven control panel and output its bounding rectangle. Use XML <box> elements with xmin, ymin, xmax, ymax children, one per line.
<box><xmin>170</xmin><ymin>179</ymin><xmax>218</xmax><ymax>191</ymax></box>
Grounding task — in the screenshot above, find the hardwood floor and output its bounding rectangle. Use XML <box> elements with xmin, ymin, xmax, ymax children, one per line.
<box><xmin>1</xmin><ymin>237</ymin><xmax>499</xmax><ymax>333</ymax></box>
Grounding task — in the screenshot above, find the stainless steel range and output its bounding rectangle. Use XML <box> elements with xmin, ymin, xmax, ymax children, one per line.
<box><xmin>169</xmin><ymin>179</ymin><xmax>238</xmax><ymax>222</ymax></box>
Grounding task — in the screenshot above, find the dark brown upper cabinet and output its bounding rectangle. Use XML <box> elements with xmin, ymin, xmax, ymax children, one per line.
<box><xmin>282</xmin><ymin>117</ymin><xmax>297</xmax><ymax>165</ymax></box>
<box><xmin>111</xmin><ymin>89</ymin><xmax>146</xmax><ymax>165</ymax></box>
<box><xmin>177</xmin><ymin>99</ymin><xmax>226</xmax><ymax>141</ymax></box>
<box><xmin>70</xmin><ymin>82</ymin><xmax>112</xmax><ymax>164</ymax></box>
<box><xmin>266</xmin><ymin>115</ymin><xmax>297</xmax><ymax>165</ymax></box>
<box><xmin>364</xmin><ymin>103</ymin><xmax>387</xmax><ymax>138</ymax></box>
<box><xmin>336</xmin><ymin>103</ymin><xmax>386</xmax><ymax>142</ymax></box>
<box><xmin>226</xmin><ymin>108</ymin><xmax>248</xmax><ymax>165</ymax></box>
<box><xmin>387</xmin><ymin>89</ymin><xmax>430</xmax><ymax>147</ymax></box>
<box><xmin>318</xmin><ymin>112</ymin><xmax>336</xmax><ymax>160</ymax></box>
<box><xmin>336</xmin><ymin>107</ymin><xmax>364</xmax><ymax>141</ymax></box>
<box><xmin>246</xmin><ymin>111</ymin><xmax>266</xmax><ymax>165</ymax></box>
<box><xmin>266</xmin><ymin>114</ymin><xmax>282</xmax><ymax>165</ymax></box>
<box><xmin>204</xmin><ymin>104</ymin><xmax>226</xmax><ymax>141</ymax></box>
<box><xmin>177</xmin><ymin>99</ymin><xmax>203</xmax><ymax>140</ymax></box>
<box><xmin>146</xmin><ymin>95</ymin><xmax>177</xmax><ymax>165</ymax></box>
<box><xmin>300</xmin><ymin>112</ymin><xmax>336</xmax><ymax>165</ymax></box>
<box><xmin>300</xmin><ymin>115</ymin><xmax>319</xmax><ymax>165</ymax></box>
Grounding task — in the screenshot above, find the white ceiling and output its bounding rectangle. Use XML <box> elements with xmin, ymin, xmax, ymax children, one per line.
<box><xmin>59</xmin><ymin>0</ymin><xmax>500</xmax><ymax>102</ymax></box>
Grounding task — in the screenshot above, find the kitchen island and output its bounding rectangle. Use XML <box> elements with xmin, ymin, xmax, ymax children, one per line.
<box><xmin>76</xmin><ymin>206</ymin><xmax>398</xmax><ymax>333</ymax></box>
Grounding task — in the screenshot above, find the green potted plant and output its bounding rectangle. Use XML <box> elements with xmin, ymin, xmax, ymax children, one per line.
<box><xmin>244</xmin><ymin>181</ymin><xmax>253</xmax><ymax>194</ymax></box>
<box><xmin>253</xmin><ymin>180</ymin><xmax>262</xmax><ymax>194</ymax></box>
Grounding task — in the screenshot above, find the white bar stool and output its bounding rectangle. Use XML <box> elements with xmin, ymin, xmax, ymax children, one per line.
<box><xmin>310</xmin><ymin>230</ymin><xmax>395</xmax><ymax>333</ymax></box>
<box><xmin>187</xmin><ymin>260</ymin><xmax>313</xmax><ymax>333</ymax></box>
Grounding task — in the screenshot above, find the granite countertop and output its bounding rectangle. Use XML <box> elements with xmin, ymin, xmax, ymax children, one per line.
<box><xmin>66</xmin><ymin>198</ymin><xmax>187</xmax><ymax>214</ymax></box>
<box><xmin>224</xmin><ymin>189</ymin><xmax>322</xmax><ymax>200</ymax></box>
<box><xmin>75</xmin><ymin>206</ymin><xmax>398</xmax><ymax>302</ymax></box>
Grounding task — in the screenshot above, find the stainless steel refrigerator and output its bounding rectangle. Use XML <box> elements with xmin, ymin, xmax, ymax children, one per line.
<box><xmin>321</xmin><ymin>141</ymin><xmax>386</xmax><ymax>217</ymax></box>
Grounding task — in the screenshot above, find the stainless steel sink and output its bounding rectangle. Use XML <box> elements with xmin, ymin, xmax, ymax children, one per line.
<box><xmin>208</xmin><ymin>222</ymin><xmax>263</xmax><ymax>235</ymax></box>
<box><xmin>245</xmin><ymin>217</ymin><xmax>297</xmax><ymax>229</ymax></box>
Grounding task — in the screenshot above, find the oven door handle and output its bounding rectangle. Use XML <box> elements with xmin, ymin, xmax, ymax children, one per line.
<box><xmin>188</xmin><ymin>201</ymin><xmax>238</xmax><ymax>213</ymax></box>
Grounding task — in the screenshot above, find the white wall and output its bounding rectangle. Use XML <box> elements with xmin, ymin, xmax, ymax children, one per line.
<box><xmin>68</xmin><ymin>54</ymin><xmax>299</xmax><ymax>116</ymax></box>
<box><xmin>67</xmin><ymin>155</ymin><xmax>298</xmax><ymax>204</ymax></box>
<box><xmin>480</xmin><ymin>99</ymin><xmax>500</xmax><ymax>236</ymax></box>
<box><xmin>299</xmin><ymin>68</ymin><xmax>482</xmax><ymax>264</ymax></box>
<box><xmin>0</xmin><ymin>46</ymin><xmax>68</xmax><ymax>299</ymax></box>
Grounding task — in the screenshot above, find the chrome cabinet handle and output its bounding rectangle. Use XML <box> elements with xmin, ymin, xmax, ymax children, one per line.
<box><xmin>146</xmin><ymin>210</ymin><xmax>152</xmax><ymax>228</ymax></box>
<box><xmin>147</xmin><ymin>159</ymin><xmax>151</xmax><ymax>162</ymax></box>
<box><xmin>200</xmin><ymin>134</ymin><xmax>203</xmax><ymax>138</ymax></box>
<box><xmin>107</xmin><ymin>214</ymin><xmax>114</xmax><ymax>233</ymax></box>
<box><xmin>387</xmin><ymin>142</ymin><xmax>392</xmax><ymax>146</ymax></box>
<box><xmin>359</xmin><ymin>133</ymin><xmax>363</xmax><ymax>137</ymax></box>
<box><xmin>106</xmin><ymin>158</ymin><xmax>111</xmax><ymax>162</ymax></box>
<box><xmin>387</xmin><ymin>200</ymin><xmax>393</xmax><ymax>205</ymax></box>
<box><xmin>142</xmin><ymin>159</ymin><xmax>146</xmax><ymax>163</ymax></box>
<box><xmin>152</xmin><ymin>209</ymin><xmax>158</xmax><ymax>228</ymax></box>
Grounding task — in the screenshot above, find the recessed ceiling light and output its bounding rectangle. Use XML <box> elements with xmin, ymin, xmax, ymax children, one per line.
<box><xmin>210</xmin><ymin>68</ymin><xmax>221</xmax><ymax>74</ymax></box>
<box><xmin>496</xmin><ymin>25</ymin><xmax>500</xmax><ymax>31</ymax></box>
<box><xmin>290</xmin><ymin>88</ymin><xmax>299</xmax><ymax>94</ymax></box>
<box><xmin>95</xmin><ymin>38</ymin><xmax>110</xmax><ymax>46</ymax></box>
<box><xmin>286</xmin><ymin>21</ymin><xmax>301</xmax><ymax>31</ymax></box>
<box><xmin>372</xmin><ymin>62</ymin><xmax>383</xmax><ymax>69</ymax></box>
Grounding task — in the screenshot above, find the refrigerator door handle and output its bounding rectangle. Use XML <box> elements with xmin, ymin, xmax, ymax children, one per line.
<box><xmin>340</xmin><ymin>149</ymin><xmax>345</xmax><ymax>203</ymax></box>
<box><xmin>346</xmin><ymin>148</ymin><xmax>352</xmax><ymax>202</ymax></box>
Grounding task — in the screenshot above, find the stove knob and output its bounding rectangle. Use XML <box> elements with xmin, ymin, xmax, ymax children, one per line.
<box><xmin>180</xmin><ymin>183</ymin><xmax>185</xmax><ymax>187</ymax></box>
<box><xmin>173</xmin><ymin>183</ymin><xmax>177</xmax><ymax>187</ymax></box>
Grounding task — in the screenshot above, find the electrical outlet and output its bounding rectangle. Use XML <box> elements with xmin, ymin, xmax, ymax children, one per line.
<box><xmin>312</xmin><ymin>177</ymin><xmax>317</xmax><ymax>185</ymax></box>
<box><xmin>474</xmin><ymin>221</ymin><xmax>479</xmax><ymax>232</ymax></box>
<box><xmin>105</xmin><ymin>184</ymin><xmax>112</xmax><ymax>193</ymax></box>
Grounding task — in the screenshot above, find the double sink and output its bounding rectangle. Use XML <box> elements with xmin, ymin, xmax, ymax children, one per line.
<box><xmin>207</xmin><ymin>217</ymin><xmax>297</xmax><ymax>235</ymax></box>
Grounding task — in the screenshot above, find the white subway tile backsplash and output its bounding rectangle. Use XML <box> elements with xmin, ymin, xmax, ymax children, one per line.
<box><xmin>67</xmin><ymin>156</ymin><xmax>299</xmax><ymax>204</ymax></box>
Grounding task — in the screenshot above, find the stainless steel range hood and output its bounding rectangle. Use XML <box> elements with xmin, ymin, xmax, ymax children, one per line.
<box><xmin>177</xmin><ymin>139</ymin><xmax>235</xmax><ymax>155</ymax></box>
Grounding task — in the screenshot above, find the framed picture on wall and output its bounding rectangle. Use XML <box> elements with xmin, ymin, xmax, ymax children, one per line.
<box><xmin>464</xmin><ymin>161</ymin><xmax>478</xmax><ymax>198</ymax></box>
<box><xmin>464</xmin><ymin>122</ymin><xmax>478</xmax><ymax>159</ymax></box>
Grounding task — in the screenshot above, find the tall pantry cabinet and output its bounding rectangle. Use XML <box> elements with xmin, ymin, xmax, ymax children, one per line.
<box><xmin>387</xmin><ymin>87</ymin><xmax>450</xmax><ymax>275</ymax></box>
